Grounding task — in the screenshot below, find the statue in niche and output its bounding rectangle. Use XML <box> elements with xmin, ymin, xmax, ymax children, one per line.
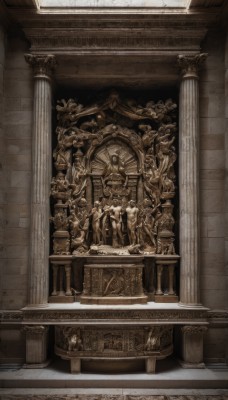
<box><xmin>101</xmin><ymin>150</ymin><xmax>129</xmax><ymax>199</ymax></box>
<box><xmin>126</xmin><ymin>200</ymin><xmax>139</xmax><ymax>246</ymax></box>
<box><xmin>91</xmin><ymin>201</ymin><xmax>103</xmax><ymax>245</ymax></box>
<box><xmin>109</xmin><ymin>199</ymin><xmax>124</xmax><ymax>248</ymax></box>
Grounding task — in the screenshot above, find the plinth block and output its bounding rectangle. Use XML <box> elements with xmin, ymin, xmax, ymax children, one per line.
<box><xmin>81</xmin><ymin>262</ymin><xmax>147</xmax><ymax>305</ymax></box>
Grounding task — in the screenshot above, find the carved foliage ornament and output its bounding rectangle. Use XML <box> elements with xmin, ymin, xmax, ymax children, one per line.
<box><xmin>177</xmin><ymin>53</ymin><xmax>207</xmax><ymax>77</ymax></box>
<box><xmin>25</xmin><ymin>54</ymin><xmax>57</xmax><ymax>77</ymax></box>
<box><xmin>50</xmin><ymin>90</ymin><xmax>178</xmax><ymax>256</ymax></box>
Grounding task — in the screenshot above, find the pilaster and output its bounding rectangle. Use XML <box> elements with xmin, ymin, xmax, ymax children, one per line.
<box><xmin>23</xmin><ymin>325</ymin><xmax>49</xmax><ymax>368</ymax></box>
<box><xmin>180</xmin><ymin>325</ymin><xmax>208</xmax><ymax>368</ymax></box>
<box><xmin>177</xmin><ymin>53</ymin><xmax>207</xmax><ymax>306</ymax></box>
<box><xmin>25</xmin><ymin>54</ymin><xmax>56</xmax><ymax>307</ymax></box>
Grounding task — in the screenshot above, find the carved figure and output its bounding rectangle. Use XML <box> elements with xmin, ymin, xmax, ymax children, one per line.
<box><xmin>51</xmin><ymin>209</ymin><xmax>68</xmax><ymax>231</ymax></box>
<box><xmin>126</xmin><ymin>200</ymin><xmax>139</xmax><ymax>246</ymax></box>
<box><xmin>109</xmin><ymin>199</ymin><xmax>124</xmax><ymax>248</ymax></box>
<box><xmin>102</xmin><ymin>151</ymin><xmax>128</xmax><ymax>198</ymax></box>
<box><xmin>51</xmin><ymin>172</ymin><xmax>71</xmax><ymax>203</ymax></box>
<box><xmin>68</xmin><ymin>333</ymin><xmax>83</xmax><ymax>351</ymax></box>
<box><xmin>70</xmin><ymin>198</ymin><xmax>90</xmax><ymax>253</ymax></box>
<box><xmin>70</xmin><ymin>152</ymin><xmax>87</xmax><ymax>200</ymax></box>
<box><xmin>91</xmin><ymin>201</ymin><xmax>103</xmax><ymax>245</ymax></box>
<box><xmin>145</xmin><ymin>329</ymin><xmax>160</xmax><ymax>351</ymax></box>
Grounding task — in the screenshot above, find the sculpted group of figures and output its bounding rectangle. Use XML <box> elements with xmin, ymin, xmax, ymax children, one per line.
<box><xmin>50</xmin><ymin>91</ymin><xmax>177</xmax><ymax>255</ymax></box>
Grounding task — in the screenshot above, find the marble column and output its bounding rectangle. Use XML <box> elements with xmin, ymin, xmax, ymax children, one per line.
<box><xmin>177</xmin><ymin>54</ymin><xmax>207</xmax><ymax>306</ymax></box>
<box><xmin>25</xmin><ymin>54</ymin><xmax>56</xmax><ymax>307</ymax></box>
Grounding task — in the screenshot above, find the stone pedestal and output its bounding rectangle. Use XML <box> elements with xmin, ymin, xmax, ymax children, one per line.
<box><xmin>179</xmin><ymin>325</ymin><xmax>208</xmax><ymax>368</ymax></box>
<box><xmin>154</xmin><ymin>255</ymin><xmax>180</xmax><ymax>303</ymax></box>
<box><xmin>178</xmin><ymin>54</ymin><xmax>207</xmax><ymax>306</ymax></box>
<box><xmin>80</xmin><ymin>256</ymin><xmax>147</xmax><ymax>305</ymax></box>
<box><xmin>49</xmin><ymin>255</ymin><xmax>74</xmax><ymax>303</ymax></box>
<box><xmin>25</xmin><ymin>54</ymin><xmax>56</xmax><ymax>307</ymax></box>
<box><xmin>23</xmin><ymin>325</ymin><xmax>49</xmax><ymax>368</ymax></box>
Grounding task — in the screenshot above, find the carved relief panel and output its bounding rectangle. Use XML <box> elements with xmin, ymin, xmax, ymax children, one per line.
<box><xmin>50</xmin><ymin>90</ymin><xmax>177</xmax><ymax>256</ymax></box>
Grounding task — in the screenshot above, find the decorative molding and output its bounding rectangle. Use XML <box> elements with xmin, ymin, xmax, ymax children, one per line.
<box><xmin>181</xmin><ymin>325</ymin><xmax>208</xmax><ymax>334</ymax></box>
<box><xmin>0</xmin><ymin>310</ymin><xmax>23</xmax><ymax>323</ymax></box>
<box><xmin>207</xmin><ymin>310</ymin><xmax>228</xmax><ymax>327</ymax></box>
<box><xmin>2</xmin><ymin>395</ymin><xmax>228</xmax><ymax>400</ymax></box>
<box><xmin>28</xmin><ymin>35</ymin><xmax>202</xmax><ymax>52</ymax></box>
<box><xmin>22</xmin><ymin>309</ymin><xmax>208</xmax><ymax>322</ymax></box>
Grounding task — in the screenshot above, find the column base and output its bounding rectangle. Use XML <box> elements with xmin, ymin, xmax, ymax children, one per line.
<box><xmin>23</xmin><ymin>359</ymin><xmax>51</xmax><ymax>369</ymax></box>
<box><xmin>155</xmin><ymin>294</ymin><xmax>178</xmax><ymax>303</ymax></box>
<box><xmin>179</xmin><ymin>359</ymin><xmax>205</xmax><ymax>369</ymax></box>
<box><xmin>49</xmin><ymin>295</ymin><xmax>74</xmax><ymax>303</ymax></box>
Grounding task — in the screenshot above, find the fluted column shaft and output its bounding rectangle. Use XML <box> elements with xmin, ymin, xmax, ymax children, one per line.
<box><xmin>178</xmin><ymin>54</ymin><xmax>207</xmax><ymax>306</ymax></box>
<box><xmin>25</xmin><ymin>54</ymin><xmax>56</xmax><ymax>306</ymax></box>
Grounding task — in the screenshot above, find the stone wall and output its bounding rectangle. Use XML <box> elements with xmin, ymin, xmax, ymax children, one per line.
<box><xmin>0</xmin><ymin>26</ymin><xmax>5</xmax><ymax>315</ymax></box>
<box><xmin>0</xmin><ymin>32</ymin><xmax>32</xmax><ymax>365</ymax></box>
<box><xmin>200</xmin><ymin>29</ymin><xmax>228</xmax><ymax>363</ymax></box>
<box><xmin>1</xmin><ymin>34</ymin><xmax>32</xmax><ymax>310</ymax></box>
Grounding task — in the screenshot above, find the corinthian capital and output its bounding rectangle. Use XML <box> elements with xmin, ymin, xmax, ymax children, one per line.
<box><xmin>177</xmin><ymin>53</ymin><xmax>207</xmax><ymax>78</ymax></box>
<box><xmin>25</xmin><ymin>54</ymin><xmax>57</xmax><ymax>78</ymax></box>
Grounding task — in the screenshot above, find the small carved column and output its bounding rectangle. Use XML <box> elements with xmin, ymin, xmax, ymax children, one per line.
<box><xmin>23</xmin><ymin>325</ymin><xmax>49</xmax><ymax>367</ymax></box>
<box><xmin>180</xmin><ymin>325</ymin><xmax>208</xmax><ymax>368</ymax></box>
<box><xmin>177</xmin><ymin>54</ymin><xmax>207</xmax><ymax>306</ymax></box>
<box><xmin>25</xmin><ymin>54</ymin><xmax>56</xmax><ymax>306</ymax></box>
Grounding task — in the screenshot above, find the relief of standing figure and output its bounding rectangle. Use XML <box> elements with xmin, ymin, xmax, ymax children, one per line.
<box><xmin>109</xmin><ymin>199</ymin><xmax>124</xmax><ymax>248</ymax></box>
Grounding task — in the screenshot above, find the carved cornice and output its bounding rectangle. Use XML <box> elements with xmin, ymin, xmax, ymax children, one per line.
<box><xmin>177</xmin><ymin>53</ymin><xmax>208</xmax><ymax>78</ymax></box>
<box><xmin>207</xmin><ymin>310</ymin><xmax>228</xmax><ymax>326</ymax></box>
<box><xmin>24</xmin><ymin>54</ymin><xmax>57</xmax><ymax>78</ymax></box>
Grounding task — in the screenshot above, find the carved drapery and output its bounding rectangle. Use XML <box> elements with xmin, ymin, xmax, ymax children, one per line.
<box><xmin>50</xmin><ymin>91</ymin><xmax>178</xmax><ymax>257</ymax></box>
<box><xmin>25</xmin><ymin>54</ymin><xmax>57</xmax><ymax>306</ymax></box>
<box><xmin>178</xmin><ymin>54</ymin><xmax>207</xmax><ymax>306</ymax></box>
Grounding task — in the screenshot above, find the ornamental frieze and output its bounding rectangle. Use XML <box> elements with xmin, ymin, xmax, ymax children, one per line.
<box><xmin>22</xmin><ymin>309</ymin><xmax>208</xmax><ymax>322</ymax></box>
